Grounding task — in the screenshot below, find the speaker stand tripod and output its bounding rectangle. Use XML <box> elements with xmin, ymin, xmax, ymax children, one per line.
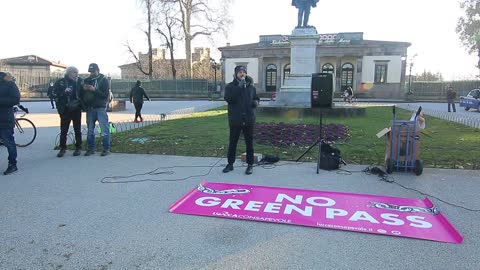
<box><xmin>296</xmin><ymin>112</ymin><xmax>323</xmax><ymax>174</ymax></box>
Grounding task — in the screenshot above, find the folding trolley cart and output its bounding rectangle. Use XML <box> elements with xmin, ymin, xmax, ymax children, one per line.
<box><xmin>385</xmin><ymin>106</ymin><xmax>423</xmax><ymax>176</ymax></box>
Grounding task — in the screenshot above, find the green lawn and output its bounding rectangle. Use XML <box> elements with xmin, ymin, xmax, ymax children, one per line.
<box><xmin>110</xmin><ymin>106</ymin><xmax>480</xmax><ymax>169</ymax></box>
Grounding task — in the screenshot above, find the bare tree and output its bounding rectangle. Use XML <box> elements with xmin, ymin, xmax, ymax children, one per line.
<box><xmin>126</xmin><ymin>0</ymin><xmax>157</xmax><ymax>80</ymax></box>
<box><xmin>161</xmin><ymin>0</ymin><xmax>232</xmax><ymax>78</ymax></box>
<box><xmin>156</xmin><ymin>2</ymin><xmax>182</xmax><ymax>80</ymax></box>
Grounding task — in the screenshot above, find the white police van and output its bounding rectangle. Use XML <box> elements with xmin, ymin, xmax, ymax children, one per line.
<box><xmin>459</xmin><ymin>89</ymin><xmax>480</xmax><ymax>112</ymax></box>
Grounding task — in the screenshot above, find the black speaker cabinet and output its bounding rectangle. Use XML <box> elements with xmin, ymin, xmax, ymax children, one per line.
<box><xmin>311</xmin><ymin>73</ymin><xmax>333</xmax><ymax>108</ymax></box>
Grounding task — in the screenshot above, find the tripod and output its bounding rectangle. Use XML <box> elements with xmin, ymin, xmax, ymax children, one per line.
<box><xmin>296</xmin><ymin>112</ymin><xmax>323</xmax><ymax>174</ymax></box>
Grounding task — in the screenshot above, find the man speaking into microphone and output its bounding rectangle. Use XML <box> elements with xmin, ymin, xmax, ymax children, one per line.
<box><xmin>223</xmin><ymin>66</ymin><xmax>260</xmax><ymax>175</ymax></box>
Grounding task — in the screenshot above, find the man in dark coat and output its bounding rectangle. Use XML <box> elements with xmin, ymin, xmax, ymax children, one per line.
<box><xmin>0</xmin><ymin>72</ymin><xmax>20</xmax><ymax>175</ymax></box>
<box><xmin>223</xmin><ymin>66</ymin><xmax>260</xmax><ymax>175</ymax></box>
<box><xmin>54</xmin><ymin>66</ymin><xmax>83</xmax><ymax>157</ymax></box>
<box><xmin>129</xmin><ymin>80</ymin><xmax>150</xmax><ymax>122</ymax></box>
<box><xmin>446</xmin><ymin>85</ymin><xmax>456</xmax><ymax>112</ymax></box>
<box><xmin>292</xmin><ymin>0</ymin><xmax>319</xmax><ymax>28</ymax></box>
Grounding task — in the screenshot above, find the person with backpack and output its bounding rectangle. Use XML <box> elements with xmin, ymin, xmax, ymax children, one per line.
<box><xmin>129</xmin><ymin>80</ymin><xmax>150</xmax><ymax>123</ymax></box>
<box><xmin>81</xmin><ymin>63</ymin><xmax>111</xmax><ymax>156</ymax></box>
<box><xmin>53</xmin><ymin>66</ymin><xmax>83</xmax><ymax>157</ymax></box>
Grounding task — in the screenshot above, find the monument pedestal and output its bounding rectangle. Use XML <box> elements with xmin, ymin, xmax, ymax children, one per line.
<box><xmin>275</xmin><ymin>27</ymin><xmax>320</xmax><ymax>108</ymax></box>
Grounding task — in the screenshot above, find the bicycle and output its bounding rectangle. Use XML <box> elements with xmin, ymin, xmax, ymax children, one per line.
<box><xmin>0</xmin><ymin>105</ymin><xmax>37</xmax><ymax>147</ymax></box>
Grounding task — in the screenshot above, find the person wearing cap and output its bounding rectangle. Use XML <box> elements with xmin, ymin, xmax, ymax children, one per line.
<box><xmin>81</xmin><ymin>63</ymin><xmax>111</xmax><ymax>156</ymax></box>
<box><xmin>129</xmin><ymin>80</ymin><xmax>150</xmax><ymax>123</ymax></box>
<box><xmin>53</xmin><ymin>66</ymin><xmax>84</xmax><ymax>157</ymax></box>
<box><xmin>223</xmin><ymin>65</ymin><xmax>260</xmax><ymax>175</ymax></box>
<box><xmin>0</xmin><ymin>72</ymin><xmax>20</xmax><ymax>175</ymax></box>
<box><xmin>446</xmin><ymin>85</ymin><xmax>456</xmax><ymax>112</ymax></box>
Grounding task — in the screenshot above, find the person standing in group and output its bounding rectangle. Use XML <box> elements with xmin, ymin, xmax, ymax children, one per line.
<box><xmin>222</xmin><ymin>66</ymin><xmax>259</xmax><ymax>175</ymax></box>
<box><xmin>47</xmin><ymin>82</ymin><xmax>55</xmax><ymax>109</ymax></box>
<box><xmin>446</xmin><ymin>85</ymin><xmax>457</xmax><ymax>112</ymax></box>
<box><xmin>129</xmin><ymin>80</ymin><xmax>150</xmax><ymax>123</ymax></box>
<box><xmin>0</xmin><ymin>72</ymin><xmax>20</xmax><ymax>175</ymax></box>
<box><xmin>54</xmin><ymin>66</ymin><xmax>84</xmax><ymax>157</ymax></box>
<box><xmin>81</xmin><ymin>63</ymin><xmax>111</xmax><ymax>156</ymax></box>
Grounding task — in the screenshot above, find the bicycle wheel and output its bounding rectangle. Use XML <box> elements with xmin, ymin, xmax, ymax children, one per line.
<box><xmin>15</xmin><ymin>118</ymin><xmax>37</xmax><ymax>147</ymax></box>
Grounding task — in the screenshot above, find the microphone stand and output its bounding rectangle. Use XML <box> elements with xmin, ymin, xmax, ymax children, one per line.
<box><xmin>296</xmin><ymin>111</ymin><xmax>323</xmax><ymax>174</ymax></box>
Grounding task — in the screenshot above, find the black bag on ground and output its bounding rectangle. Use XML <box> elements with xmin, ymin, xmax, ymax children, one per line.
<box><xmin>319</xmin><ymin>143</ymin><xmax>342</xmax><ymax>171</ymax></box>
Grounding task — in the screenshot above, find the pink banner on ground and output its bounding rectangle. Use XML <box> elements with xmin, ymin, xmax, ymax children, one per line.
<box><xmin>169</xmin><ymin>182</ymin><xmax>463</xmax><ymax>244</ymax></box>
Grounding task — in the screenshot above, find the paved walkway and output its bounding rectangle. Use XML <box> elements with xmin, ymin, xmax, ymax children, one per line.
<box><xmin>0</xmin><ymin>101</ymin><xmax>479</xmax><ymax>270</ymax></box>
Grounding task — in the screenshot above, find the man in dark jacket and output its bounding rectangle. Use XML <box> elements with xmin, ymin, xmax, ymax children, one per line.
<box><xmin>129</xmin><ymin>80</ymin><xmax>150</xmax><ymax>122</ymax></box>
<box><xmin>54</xmin><ymin>66</ymin><xmax>83</xmax><ymax>157</ymax></box>
<box><xmin>0</xmin><ymin>72</ymin><xmax>20</xmax><ymax>175</ymax></box>
<box><xmin>446</xmin><ymin>85</ymin><xmax>456</xmax><ymax>112</ymax></box>
<box><xmin>81</xmin><ymin>63</ymin><xmax>111</xmax><ymax>156</ymax></box>
<box><xmin>47</xmin><ymin>82</ymin><xmax>55</xmax><ymax>109</ymax></box>
<box><xmin>223</xmin><ymin>66</ymin><xmax>260</xmax><ymax>175</ymax></box>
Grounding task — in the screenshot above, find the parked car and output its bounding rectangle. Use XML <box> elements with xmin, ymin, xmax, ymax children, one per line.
<box><xmin>459</xmin><ymin>89</ymin><xmax>480</xmax><ymax>112</ymax></box>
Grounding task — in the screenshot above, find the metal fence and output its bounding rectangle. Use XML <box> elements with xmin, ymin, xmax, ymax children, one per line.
<box><xmin>111</xmin><ymin>79</ymin><xmax>214</xmax><ymax>98</ymax></box>
<box><xmin>0</xmin><ymin>68</ymin><xmax>61</xmax><ymax>95</ymax></box>
<box><xmin>411</xmin><ymin>81</ymin><xmax>480</xmax><ymax>98</ymax></box>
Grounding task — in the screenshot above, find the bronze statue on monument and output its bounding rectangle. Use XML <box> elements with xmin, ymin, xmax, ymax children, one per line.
<box><xmin>292</xmin><ymin>0</ymin><xmax>319</xmax><ymax>28</ymax></box>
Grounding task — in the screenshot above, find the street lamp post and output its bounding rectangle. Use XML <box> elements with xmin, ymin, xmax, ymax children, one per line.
<box><xmin>210</xmin><ymin>58</ymin><xmax>218</xmax><ymax>88</ymax></box>
<box><xmin>210</xmin><ymin>58</ymin><xmax>219</xmax><ymax>99</ymax></box>
<box><xmin>407</xmin><ymin>54</ymin><xmax>418</xmax><ymax>94</ymax></box>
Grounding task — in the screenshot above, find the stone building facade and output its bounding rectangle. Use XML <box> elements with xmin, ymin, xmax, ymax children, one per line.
<box><xmin>218</xmin><ymin>32</ymin><xmax>411</xmax><ymax>98</ymax></box>
<box><xmin>119</xmin><ymin>47</ymin><xmax>218</xmax><ymax>81</ymax></box>
<box><xmin>0</xmin><ymin>55</ymin><xmax>67</xmax><ymax>93</ymax></box>
<box><xmin>0</xmin><ymin>55</ymin><xmax>67</xmax><ymax>77</ymax></box>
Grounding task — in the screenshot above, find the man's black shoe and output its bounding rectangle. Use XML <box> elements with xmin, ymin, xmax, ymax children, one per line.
<box><xmin>57</xmin><ymin>149</ymin><xmax>66</xmax><ymax>158</ymax></box>
<box><xmin>4</xmin><ymin>164</ymin><xmax>18</xmax><ymax>175</ymax></box>
<box><xmin>222</xmin><ymin>164</ymin><xmax>234</xmax><ymax>173</ymax></box>
<box><xmin>73</xmin><ymin>149</ymin><xmax>81</xmax><ymax>156</ymax></box>
<box><xmin>245</xmin><ymin>165</ymin><xmax>253</xmax><ymax>175</ymax></box>
<box><xmin>84</xmin><ymin>149</ymin><xmax>95</xmax><ymax>156</ymax></box>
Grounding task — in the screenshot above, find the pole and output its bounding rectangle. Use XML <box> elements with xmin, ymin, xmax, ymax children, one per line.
<box><xmin>408</xmin><ymin>63</ymin><xmax>412</xmax><ymax>93</ymax></box>
<box><xmin>316</xmin><ymin>112</ymin><xmax>323</xmax><ymax>174</ymax></box>
<box><xmin>214</xmin><ymin>66</ymin><xmax>217</xmax><ymax>88</ymax></box>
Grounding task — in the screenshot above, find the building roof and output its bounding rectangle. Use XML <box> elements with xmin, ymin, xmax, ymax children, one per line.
<box><xmin>219</xmin><ymin>33</ymin><xmax>411</xmax><ymax>52</ymax></box>
<box><xmin>219</xmin><ymin>40</ymin><xmax>411</xmax><ymax>51</ymax></box>
<box><xmin>118</xmin><ymin>63</ymin><xmax>138</xmax><ymax>68</ymax></box>
<box><xmin>218</xmin><ymin>43</ymin><xmax>259</xmax><ymax>51</ymax></box>
<box><xmin>0</xmin><ymin>55</ymin><xmax>67</xmax><ymax>68</ymax></box>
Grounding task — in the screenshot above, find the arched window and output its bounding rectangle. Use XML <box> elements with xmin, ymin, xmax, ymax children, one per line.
<box><xmin>341</xmin><ymin>63</ymin><xmax>354</xmax><ymax>91</ymax></box>
<box><xmin>283</xmin><ymin>64</ymin><xmax>291</xmax><ymax>84</ymax></box>
<box><xmin>322</xmin><ymin>63</ymin><xmax>335</xmax><ymax>75</ymax></box>
<box><xmin>265</xmin><ymin>64</ymin><xmax>277</xmax><ymax>92</ymax></box>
